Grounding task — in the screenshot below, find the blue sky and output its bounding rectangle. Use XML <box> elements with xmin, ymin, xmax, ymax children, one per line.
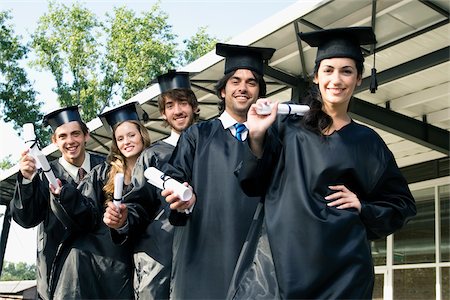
<box><xmin>1</xmin><ymin>0</ymin><xmax>298</xmax><ymax>264</ymax></box>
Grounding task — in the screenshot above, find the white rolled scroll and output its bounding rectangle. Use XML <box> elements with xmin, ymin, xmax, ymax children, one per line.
<box><xmin>113</xmin><ymin>173</ymin><xmax>124</xmax><ymax>208</ymax></box>
<box><xmin>144</xmin><ymin>167</ymin><xmax>192</xmax><ymax>202</ymax></box>
<box><xmin>256</xmin><ymin>103</ymin><xmax>310</xmax><ymax>116</ymax></box>
<box><xmin>22</xmin><ymin>123</ymin><xmax>59</xmax><ymax>189</ymax></box>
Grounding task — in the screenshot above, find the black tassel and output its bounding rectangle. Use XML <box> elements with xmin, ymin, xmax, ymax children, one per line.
<box><xmin>370</xmin><ymin>67</ymin><xmax>378</xmax><ymax>93</ymax></box>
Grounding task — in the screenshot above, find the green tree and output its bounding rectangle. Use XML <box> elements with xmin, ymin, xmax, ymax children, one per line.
<box><xmin>31</xmin><ymin>1</ymin><xmax>179</xmax><ymax>120</ymax></box>
<box><xmin>102</xmin><ymin>4</ymin><xmax>177</xmax><ymax>102</ymax></box>
<box><xmin>181</xmin><ymin>26</ymin><xmax>219</xmax><ymax>65</ymax></box>
<box><xmin>0</xmin><ymin>11</ymin><xmax>47</xmax><ymax>142</ymax></box>
<box><xmin>30</xmin><ymin>1</ymin><xmax>103</xmax><ymax>121</ymax></box>
<box><xmin>0</xmin><ymin>261</ymin><xmax>36</xmax><ymax>281</ymax></box>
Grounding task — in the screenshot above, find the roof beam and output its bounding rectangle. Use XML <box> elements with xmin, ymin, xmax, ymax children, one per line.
<box><xmin>357</xmin><ymin>46</ymin><xmax>450</xmax><ymax>93</ymax></box>
<box><xmin>419</xmin><ymin>0</ymin><xmax>449</xmax><ymax>17</ymax></box>
<box><xmin>263</xmin><ymin>65</ymin><xmax>303</xmax><ymax>88</ymax></box>
<box><xmin>349</xmin><ymin>97</ymin><xmax>450</xmax><ymax>154</ymax></box>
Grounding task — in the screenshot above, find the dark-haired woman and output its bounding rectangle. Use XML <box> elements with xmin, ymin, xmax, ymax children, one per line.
<box><xmin>234</xmin><ymin>27</ymin><xmax>416</xmax><ymax>299</ymax></box>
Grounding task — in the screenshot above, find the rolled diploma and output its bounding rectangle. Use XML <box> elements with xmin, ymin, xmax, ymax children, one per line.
<box><xmin>144</xmin><ymin>167</ymin><xmax>192</xmax><ymax>201</ymax></box>
<box><xmin>256</xmin><ymin>103</ymin><xmax>310</xmax><ymax>115</ymax></box>
<box><xmin>23</xmin><ymin>123</ymin><xmax>42</xmax><ymax>169</ymax></box>
<box><xmin>23</xmin><ymin>123</ymin><xmax>58</xmax><ymax>187</ymax></box>
<box><xmin>35</xmin><ymin>150</ymin><xmax>59</xmax><ymax>189</ymax></box>
<box><xmin>113</xmin><ymin>173</ymin><xmax>124</xmax><ymax>208</ymax></box>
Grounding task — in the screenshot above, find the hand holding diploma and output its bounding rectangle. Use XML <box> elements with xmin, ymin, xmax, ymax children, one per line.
<box><xmin>103</xmin><ymin>200</ymin><xmax>128</xmax><ymax>229</ymax></box>
<box><xmin>145</xmin><ymin>167</ymin><xmax>195</xmax><ymax>213</ymax></box>
<box><xmin>144</xmin><ymin>167</ymin><xmax>192</xmax><ymax>201</ymax></box>
<box><xmin>21</xmin><ymin>123</ymin><xmax>59</xmax><ymax>189</ymax></box>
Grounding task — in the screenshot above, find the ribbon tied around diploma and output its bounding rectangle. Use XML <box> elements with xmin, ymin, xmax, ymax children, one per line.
<box><xmin>144</xmin><ymin>167</ymin><xmax>192</xmax><ymax>201</ymax></box>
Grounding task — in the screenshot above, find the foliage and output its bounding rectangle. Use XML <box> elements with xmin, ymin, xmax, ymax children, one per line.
<box><xmin>102</xmin><ymin>4</ymin><xmax>177</xmax><ymax>102</ymax></box>
<box><xmin>0</xmin><ymin>11</ymin><xmax>48</xmax><ymax>142</ymax></box>
<box><xmin>30</xmin><ymin>1</ymin><xmax>103</xmax><ymax>121</ymax></box>
<box><xmin>2</xmin><ymin>2</ymin><xmax>218</xmax><ymax>144</ymax></box>
<box><xmin>30</xmin><ymin>1</ymin><xmax>179</xmax><ymax>120</ymax></box>
<box><xmin>181</xmin><ymin>26</ymin><xmax>218</xmax><ymax>65</ymax></box>
<box><xmin>0</xmin><ymin>261</ymin><xmax>36</xmax><ymax>281</ymax></box>
<box><xmin>0</xmin><ymin>155</ymin><xmax>14</xmax><ymax>170</ymax></box>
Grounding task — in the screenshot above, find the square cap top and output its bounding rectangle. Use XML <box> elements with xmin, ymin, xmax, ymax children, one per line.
<box><xmin>216</xmin><ymin>43</ymin><xmax>276</xmax><ymax>75</ymax></box>
<box><xmin>157</xmin><ymin>70</ymin><xmax>191</xmax><ymax>93</ymax></box>
<box><xmin>98</xmin><ymin>101</ymin><xmax>146</xmax><ymax>133</ymax></box>
<box><xmin>298</xmin><ymin>27</ymin><xmax>376</xmax><ymax>63</ymax></box>
<box><xmin>43</xmin><ymin>105</ymin><xmax>83</xmax><ymax>131</ymax></box>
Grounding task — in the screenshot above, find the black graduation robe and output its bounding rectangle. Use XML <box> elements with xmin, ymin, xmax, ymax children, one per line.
<box><xmin>10</xmin><ymin>153</ymin><xmax>104</xmax><ymax>300</ymax></box>
<box><xmin>52</xmin><ymin>151</ymin><xmax>160</xmax><ymax>299</ymax></box>
<box><xmin>235</xmin><ymin>118</ymin><xmax>417</xmax><ymax>299</ymax></box>
<box><xmin>162</xmin><ymin>119</ymin><xmax>262</xmax><ymax>300</ymax></box>
<box><xmin>133</xmin><ymin>140</ymin><xmax>176</xmax><ymax>300</ymax></box>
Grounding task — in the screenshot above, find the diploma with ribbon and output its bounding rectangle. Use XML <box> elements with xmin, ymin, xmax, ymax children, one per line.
<box><xmin>144</xmin><ymin>167</ymin><xmax>192</xmax><ymax>201</ymax></box>
<box><xmin>22</xmin><ymin>123</ymin><xmax>59</xmax><ymax>189</ymax></box>
<box><xmin>113</xmin><ymin>173</ymin><xmax>124</xmax><ymax>208</ymax></box>
<box><xmin>256</xmin><ymin>102</ymin><xmax>310</xmax><ymax>115</ymax></box>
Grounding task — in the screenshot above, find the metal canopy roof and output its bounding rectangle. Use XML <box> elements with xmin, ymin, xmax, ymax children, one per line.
<box><xmin>1</xmin><ymin>0</ymin><xmax>449</xmax><ymax>204</ymax></box>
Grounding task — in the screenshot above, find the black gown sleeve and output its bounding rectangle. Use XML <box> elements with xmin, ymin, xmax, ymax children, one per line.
<box><xmin>54</xmin><ymin>166</ymin><xmax>105</xmax><ymax>232</ymax></box>
<box><xmin>359</xmin><ymin>155</ymin><xmax>417</xmax><ymax>240</ymax></box>
<box><xmin>121</xmin><ymin>181</ymin><xmax>161</xmax><ymax>241</ymax></box>
<box><xmin>237</xmin><ymin>127</ymin><xmax>283</xmax><ymax>197</ymax></box>
<box><xmin>161</xmin><ymin>131</ymin><xmax>197</xmax><ymax>226</ymax></box>
<box><xmin>10</xmin><ymin>172</ymin><xmax>49</xmax><ymax>228</ymax></box>
<box><xmin>108</xmin><ymin>150</ymin><xmax>162</xmax><ymax>243</ymax></box>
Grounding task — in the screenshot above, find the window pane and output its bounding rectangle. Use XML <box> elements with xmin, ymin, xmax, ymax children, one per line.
<box><xmin>440</xmin><ymin>185</ymin><xmax>449</xmax><ymax>262</ymax></box>
<box><xmin>372</xmin><ymin>239</ymin><xmax>386</xmax><ymax>265</ymax></box>
<box><xmin>394</xmin><ymin>187</ymin><xmax>435</xmax><ymax>264</ymax></box>
<box><xmin>442</xmin><ymin>267</ymin><xmax>449</xmax><ymax>300</ymax></box>
<box><xmin>394</xmin><ymin>268</ymin><xmax>435</xmax><ymax>300</ymax></box>
<box><xmin>373</xmin><ymin>273</ymin><xmax>384</xmax><ymax>300</ymax></box>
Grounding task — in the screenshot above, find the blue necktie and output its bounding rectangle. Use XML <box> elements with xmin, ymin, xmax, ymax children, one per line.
<box><xmin>234</xmin><ymin>123</ymin><xmax>247</xmax><ymax>142</ymax></box>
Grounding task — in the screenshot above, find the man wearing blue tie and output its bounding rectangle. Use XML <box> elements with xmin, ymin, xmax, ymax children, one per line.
<box><xmin>161</xmin><ymin>43</ymin><xmax>275</xmax><ymax>299</ymax></box>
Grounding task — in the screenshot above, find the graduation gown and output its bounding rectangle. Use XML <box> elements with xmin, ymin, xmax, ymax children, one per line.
<box><xmin>133</xmin><ymin>140</ymin><xmax>176</xmax><ymax>300</ymax></box>
<box><xmin>10</xmin><ymin>153</ymin><xmax>104</xmax><ymax>300</ymax></box>
<box><xmin>52</xmin><ymin>154</ymin><xmax>160</xmax><ymax>299</ymax></box>
<box><xmin>163</xmin><ymin>119</ymin><xmax>261</xmax><ymax>300</ymax></box>
<box><xmin>236</xmin><ymin>118</ymin><xmax>417</xmax><ymax>299</ymax></box>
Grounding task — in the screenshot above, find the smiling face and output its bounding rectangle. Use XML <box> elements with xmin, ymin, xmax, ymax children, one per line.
<box><xmin>221</xmin><ymin>69</ymin><xmax>260</xmax><ymax>123</ymax></box>
<box><xmin>162</xmin><ymin>97</ymin><xmax>195</xmax><ymax>134</ymax></box>
<box><xmin>52</xmin><ymin>121</ymin><xmax>88</xmax><ymax>167</ymax></box>
<box><xmin>314</xmin><ymin>57</ymin><xmax>362</xmax><ymax>113</ymax></box>
<box><xmin>114</xmin><ymin>121</ymin><xmax>144</xmax><ymax>161</ymax></box>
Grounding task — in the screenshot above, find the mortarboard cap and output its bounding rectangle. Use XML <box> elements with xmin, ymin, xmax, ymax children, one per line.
<box><xmin>298</xmin><ymin>27</ymin><xmax>376</xmax><ymax>64</ymax></box>
<box><xmin>99</xmin><ymin>101</ymin><xmax>148</xmax><ymax>133</ymax></box>
<box><xmin>216</xmin><ymin>43</ymin><xmax>276</xmax><ymax>75</ymax></box>
<box><xmin>43</xmin><ymin>105</ymin><xmax>83</xmax><ymax>132</ymax></box>
<box><xmin>298</xmin><ymin>26</ymin><xmax>378</xmax><ymax>93</ymax></box>
<box><xmin>157</xmin><ymin>70</ymin><xmax>191</xmax><ymax>93</ymax></box>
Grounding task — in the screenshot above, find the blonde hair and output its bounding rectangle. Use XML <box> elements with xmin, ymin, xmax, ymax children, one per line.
<box><xmin>102</xmin><ymin>120</ymin><xmax>151</xmax><ymax>204</ymax></box>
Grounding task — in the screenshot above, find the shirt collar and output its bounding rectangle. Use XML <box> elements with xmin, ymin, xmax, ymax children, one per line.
<box><xmin>58</xmin><ymin>152</ymin><xmax>91</xmax><ymax>180</ymax></box>
<box><xmin>163</xmin><ymin>130</ymin><xmax>180</xmax><ymax>147</ymax></box>
<box><xmin>218</xmin><ymin>111</ymin><xmax>247</xmax><ymax>129</ymax></box>
<box><xmin>218</xmin><ymin>111</ymin><xmax>248</xmax><ymax>141</ymax></box>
